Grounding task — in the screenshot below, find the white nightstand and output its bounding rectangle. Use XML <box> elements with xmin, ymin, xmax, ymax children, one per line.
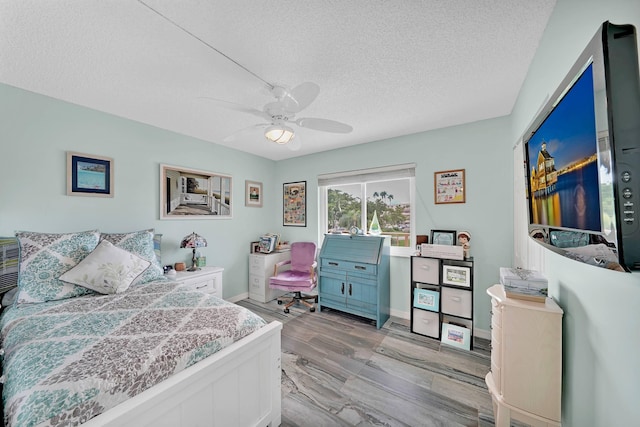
<box><xmin>173</xmin><ymin>266</ymin><xmax>224</xmax><ymax>298</ymax></box>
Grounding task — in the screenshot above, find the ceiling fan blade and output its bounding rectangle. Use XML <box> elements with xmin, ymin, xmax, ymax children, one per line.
<box><xmin>281</xmin><ymin>82</ymin><xmax>320</xmax><ymax>113</ymax></box>
<box><xmin>222</xmin><ymin>123</ymin><xmax>268</xmax><ymax>143</ymax></box>
<box><xmin>295</xmin><ymin>117</ymin><xmax>353</xmax><ymax>133</ymax></box>
<box><xmin>199</xmin><ymin>97</ymin><xmax>270</xmax><ymax>120</ymax></box>
<box><xmin>287</xmin><ymin>134</ymin><xmax>302</xmax><ymax>152</ymax></box>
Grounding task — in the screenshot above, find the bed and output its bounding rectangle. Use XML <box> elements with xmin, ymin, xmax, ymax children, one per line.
<box><xmin>0</xmin><ymin>229</ymin><xmax>282</xmax><ymax>427</ymax></box>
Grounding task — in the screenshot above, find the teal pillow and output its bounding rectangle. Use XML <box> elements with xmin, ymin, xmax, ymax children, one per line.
<box><xmin>15</xmin><ymin>230</ymin><xmax>100</xmax><ymax>304</ymax></box>
<box><xmin>101</xmin><ymin>229</ymin><xmax>166</xmax><ymax>285</ymax></box>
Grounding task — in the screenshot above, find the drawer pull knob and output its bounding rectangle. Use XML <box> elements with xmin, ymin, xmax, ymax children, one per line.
<box><xmin>329</xmin><ymin>262</ymin><xmax>339</xmax><ymax>266</ymax></box>
<box><xmin>196</xmin><ymin>284</ymin><xmax>207</xmax><ymax>289</ymax></box>
<box><xmin>451</xmin><ymin>296</ymin><xmax>461</xmax><ymax>302</ymax></box>
<box><xmin>421</xmin><ymin>265</ymin><xmax>430</xmax><ymax>270</ymax></box>
<box><xmin>341</xmin><ymin>283</ymin><xmax>345</xmax><ymax>294</ymax></box>
<box><xmin>349</xmin><ymin>283</ymin><xmax>352</xmax><ymax>296</ymax></box>
<box><xmin>354</xmin><ymin>265</ymin><xmax>366</xmax><ymax>270</ymax></box>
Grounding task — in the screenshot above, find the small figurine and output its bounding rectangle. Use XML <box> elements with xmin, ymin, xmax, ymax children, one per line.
<box><xmin>458</xmin><ymin>231</ymin><xmax>471</xmax><ymax>259</ymax></box>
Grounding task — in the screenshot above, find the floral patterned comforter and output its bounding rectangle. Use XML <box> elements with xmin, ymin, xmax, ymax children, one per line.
<box><xmin>0</xmin><ymin>280</ymin><xmax>267</xmax><ymax>427</ymax></box>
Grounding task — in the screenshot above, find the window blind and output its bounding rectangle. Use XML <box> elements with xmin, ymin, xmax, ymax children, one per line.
<box><xmin>317</xmin><ymin>163</ymin><xmax>416</xmax><ymax>186</ymax></box>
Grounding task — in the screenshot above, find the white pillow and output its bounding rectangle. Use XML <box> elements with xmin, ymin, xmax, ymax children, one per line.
<box><xmin>59</xmin><ymin>240</ymin><xmax>150</xmax><ymax>294</ymax></box>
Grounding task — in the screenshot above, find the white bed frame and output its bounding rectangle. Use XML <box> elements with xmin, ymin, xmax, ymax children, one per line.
<box><xmin>82</xmin><ymin>320</ymin><xmax>282</xmax><ymax>427</ymax></box>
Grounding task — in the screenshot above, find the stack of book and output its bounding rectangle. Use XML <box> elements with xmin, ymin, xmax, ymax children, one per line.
<box><xmin>499</xmin><ymin>267</ymin><xmax>548</xmax><ymax>302</ymax></box>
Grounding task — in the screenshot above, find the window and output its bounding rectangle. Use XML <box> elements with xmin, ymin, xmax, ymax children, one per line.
<box><xmin>318</xmin><ymin>164</ymin><xmax>416</xmax><ymax>256</ymax></box>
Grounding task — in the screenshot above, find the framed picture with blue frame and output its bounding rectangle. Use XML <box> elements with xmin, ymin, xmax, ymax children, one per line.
<box><xmin>66</xmin><ymin>152</ymin><xmax>114</xmax><ymax>197</ymax></box>
<box><xmin>413</xmin><ymin>288</ymin><xmax>439</xmax><ymax>312</ymax></box>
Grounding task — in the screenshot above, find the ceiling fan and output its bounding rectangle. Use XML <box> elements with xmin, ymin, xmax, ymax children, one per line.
<box><xmin>202</xmin><ymin>82</ymin><xmax>353</xmax><ymax>150</ymax></box>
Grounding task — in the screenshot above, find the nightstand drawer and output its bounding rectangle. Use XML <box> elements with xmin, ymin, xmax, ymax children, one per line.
<box><xmin>184</xmin><ymin>278</ymin><xmax>216</xmax><ymax>295</ymax></box>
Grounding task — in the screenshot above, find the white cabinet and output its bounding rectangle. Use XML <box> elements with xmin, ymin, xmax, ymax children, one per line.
<box><xmin>173</xmin><ymin>266</ymin><xmax>224</xmax><ymax>298</ymax></box>
<box><xmin>485</xmin><ymin>284</ymin><xmax>563</xmax><ymax>427</ymax></box>
<box><xmin>249</xmin><ymin>252</ymin><xmax>290</xmax><ymax>303</ymax></box>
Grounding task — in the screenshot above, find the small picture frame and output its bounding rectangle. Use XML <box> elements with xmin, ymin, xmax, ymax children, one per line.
<box><xmin>66</xmin><ymin>152</ymin><xmax>114</xmax><ymax>197</ymax></box>
<box><xmin>441</xmin><ymin>322</ymin><xmax>471</xmax><ymax>350</ymax></box>
<box><xmin>413</xmin><ymin>288</ymin><xmax>439</xmax><ymax>312</ymax></box>
<box><xmin>442</xmin><ymin>264</ymin><xmax>471</xmax><ymax>287</ymax></box>
<box><xmin>434</xmin><ymin>169</ymin><xmax>465</xmax><ymax>204</ymax></box>
<box><xmin>245</xmin><ymin>180</ymin><xmax>263</xmax><ymax>207</ymax></box>
<box><xmin>430</xmin><ymin>230</ymin><xmax>457</xmax><ymax>246</ymax></box>
<box><xmin>250</xmin><ymin>241</ymin><xmax>260</xmax><ymax>254</ymax></box>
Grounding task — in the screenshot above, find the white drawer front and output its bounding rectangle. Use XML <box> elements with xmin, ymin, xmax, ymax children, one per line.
<box><xmin>412</xmin><ymin>308</ymin><xmax>440</xmax><ymax>338</ymax></box>
<box><xmin>249</xmin><ymin>274</ymin><xmax>265</xmax><ymax>295</ymax></box>
<box><xmin>412</xmin><ymin>257</ymin><xmax>440</xmax><ymax>285</ymax></box>
<box><xmin>184</xmin><ymin>278</ymin><xmax>216</xmax><ymax>295</ymax></box>
<box><xmin>441</xmin><ymin>287</ymin><xmax>472</xmax><ymax>318</ymax></box>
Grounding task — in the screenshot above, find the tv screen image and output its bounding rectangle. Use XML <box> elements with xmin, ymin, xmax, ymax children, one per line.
<box><xmin>526</xmin><ymin>64</ymin><xmax>602</xmax><ymax>233</ymax></box>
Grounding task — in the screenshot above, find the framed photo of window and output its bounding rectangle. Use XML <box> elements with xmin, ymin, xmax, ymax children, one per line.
<box><xmin>66</xmin><ymin>152</ymin><xmax>114</xmax><ymax>197</ymax></box>
<box><xmin>283</xmin><ymin>181</ymin><xmax>306</xmax><ymax>227</ymax></box>
<box><xmin>430</xmin><ymin>230</ymin><xmax>457</xmax><ymax>246</ymax></box>
<box><xmin>434</xmin><ymin>169</ymin><xmax>465</xmax><ymax>204</ymax></box>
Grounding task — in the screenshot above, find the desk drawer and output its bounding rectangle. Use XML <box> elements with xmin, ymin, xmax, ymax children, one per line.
<box><xmin>441</xmin><ymin>287</ymin><xmax>472</xmax><ymax>318</ymax></box>
<box><xmin>321</xmin><ymin>258</ymin><xmax>377</xmax><ymax>276</ymax></box>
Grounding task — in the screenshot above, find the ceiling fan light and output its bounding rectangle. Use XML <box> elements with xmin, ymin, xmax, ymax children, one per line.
<box><xmin>265</xmin><ymin>125</ymin><xmax>295</xmax><ymax>144</ymax></box>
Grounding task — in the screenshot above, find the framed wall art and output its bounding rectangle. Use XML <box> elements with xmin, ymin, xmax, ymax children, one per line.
<box><xmin>434</xmin><ymin>169</ymin><xmax>465</xmax><ymax>204</ymax></box>
<box><xmin>441</xmin><ymin>322</ymin><xmax>471</xmax><ymax>350</ymax></box>
<box><xmin>413</xmin><ymin>288</ymin><xmax>440</xmax><ymax>312</ymax></box>
<box><xmin>283</xmin><ymin>181</ymin><xmax>306</xmax><ymax>227</ymax></box>
<box><xmin>66</xmin><ymin>152</ymin><xmax>114</xmax><ymax>197</ymax></box>
<box><xmin>245</xmin><ymin>180</ymin><xmax>263</xmax><ymax>207</ymax></box>
<box><xmin>442</xmin><ymin>264</ymin><xmax>471</xmax><ymax>287</ymax></box>
<box><xmin>160</xmin><ymin>164</ymin><xmax>232</xmax><ymax>220</ymax></box>
<box><xmin>430</xmin><ymin>229</ymin><xmax>457</xmax><ymax>246</ymax></box>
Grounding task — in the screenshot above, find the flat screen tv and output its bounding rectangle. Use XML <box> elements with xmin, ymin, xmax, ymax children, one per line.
<box><xmin>523</xmin><ymin>22</ymin><xmax>640</xmax><ymax>272</ymax></box>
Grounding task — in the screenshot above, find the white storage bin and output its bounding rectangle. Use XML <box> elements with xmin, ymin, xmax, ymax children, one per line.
<box><xmin>412</xmin><ymin>308</ymin><xmax>440</xmax><ymax>338</ymax></box>
<box><xmin>412</xmin><ymin>257</ymin><xmax>439</xmax><ymax>285</ymax></box>
<box><xmin>441</xmin><ymin>287</ymin><xmax>472</xmax><ymax>318</ymax></box>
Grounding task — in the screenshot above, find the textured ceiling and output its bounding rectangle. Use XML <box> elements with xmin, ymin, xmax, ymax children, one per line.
<box><xmin>0</xmin><ymin>0</ymin><xmax>556</xmax><ymax>161</ymax></box>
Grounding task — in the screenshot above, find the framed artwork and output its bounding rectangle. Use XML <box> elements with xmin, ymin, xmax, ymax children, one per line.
<box><xmin>159</xmin><ymin>164</ymin><xmax>232</xmax><ymax>220</ymax></box>
<box><xmin>434</xmin><ymin>169</ymin><xmax>465</xmax><ymax>204</ymax></box>
<box><xmin>442</xmin><ymin>264</ymin><xmax>471</xmax><ymax>287</ymax></box>
<box><xmin>245</xmin><ymin>180</ymin><xmax>263</xmax><ymax>207</ymax></box>
<box><xmin>413</xmin><ymin>288</ymin><xmax>440</xmax><ymax>312</ymax></box>
<box><xmin>430</xmin><ymin>230</ymin><xmax>457</xmax><ymax>246</ymax></box>
<box><xmin>441</xmin><ymin>322</ymin><xmax>471</xmax><ymax>350</ymax></box>
<box><xmin>66</xmin><ymin>152</ymin><xmax>114</xmax><ymax>197</ymax></box>
<box><xmin>283</xmin><ymin>181</ymin><xmax>306</xmax><ymax>227</ymax></box>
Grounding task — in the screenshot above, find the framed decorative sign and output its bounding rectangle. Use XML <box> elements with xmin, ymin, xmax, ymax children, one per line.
<box><xmin>245</xmin><ymin>180</ymin><xmax>263</xmax><ymax>207</ymax></box>
<box><xmin>434</xmin><ymin>169</ymin><xmax>465</xmax><ymax>204</ymax></box>
<box><xmin>442</xmin><ymin>264</ymin><xmax>471</xmax><ymax>287</ymax></box>
<box><xmin>441</xmin><ymin>322</ymin><xmax>471</xmax><ymax>350</ymax></box>
<box><xmin>413</xmin><ymin>288</ymin><xmax>440</xmax><ymax>312</ymax></box>
<box><xmin>430</xmin><ymin>229</ymin><xmax>457</xmax><ymax>246</ymax></box>
<box><xmin>283</xmin><ymin>181</ymin><xmax>306</xmax><ymax>227</ymax></box>
<box><xmin>66</xmin><ymin>152</ymin><xmax>114</xmax><ymax>197</ymax></box>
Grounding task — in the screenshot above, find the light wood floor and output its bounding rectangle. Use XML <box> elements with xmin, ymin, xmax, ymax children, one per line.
<box><xmin>237</xmin><ymin>298</ymin><xmax>524</xmax><ymax>427</ymax></box>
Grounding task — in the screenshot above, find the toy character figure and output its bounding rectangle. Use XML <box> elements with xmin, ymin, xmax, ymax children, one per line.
<box><xmin>458</xmin><ymin>231</ymin><xmax>471</xmax><ymax>258</ymax></box>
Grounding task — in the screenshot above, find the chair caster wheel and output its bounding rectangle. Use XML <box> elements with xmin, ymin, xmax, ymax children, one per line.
<box><xmin>277</xmin><ymin>300</ymin><xmax>283</xmax><ymax>305</ymax></box>
<box><xmin>310</xmin><ymin>307</ymin><xmax>315</xmax><ymax>312</ymax></box>
<box><xmin>284</xmin><ymin>308</ymin><xmax>290</xmax><ymax>314</ymax></box>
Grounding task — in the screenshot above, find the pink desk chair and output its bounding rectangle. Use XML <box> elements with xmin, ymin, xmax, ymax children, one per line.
<box><xmin>269</xmin><ymin>241</ymin><xmax>318</xmax><ymax>313</ymax></box>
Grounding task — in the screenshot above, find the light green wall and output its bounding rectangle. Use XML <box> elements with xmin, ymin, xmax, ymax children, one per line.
<box><xmin>509</xmin><ymin>0</ymin><xmax>640</xmax><ymax>425</ymax></box>
<box><xmin>274</xmin><ymin>118</ymin><xmax>513</xmax><ymax>331</ymax></box>
<box><xmin>0</xmin><ymin>84</ymin><xmax>279</xmax><ymax>300</ymax></box>
<box><xmin>2</xmin><ymin>2</ymin><xmax>640</xmax><ymax>422</ymax></box>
